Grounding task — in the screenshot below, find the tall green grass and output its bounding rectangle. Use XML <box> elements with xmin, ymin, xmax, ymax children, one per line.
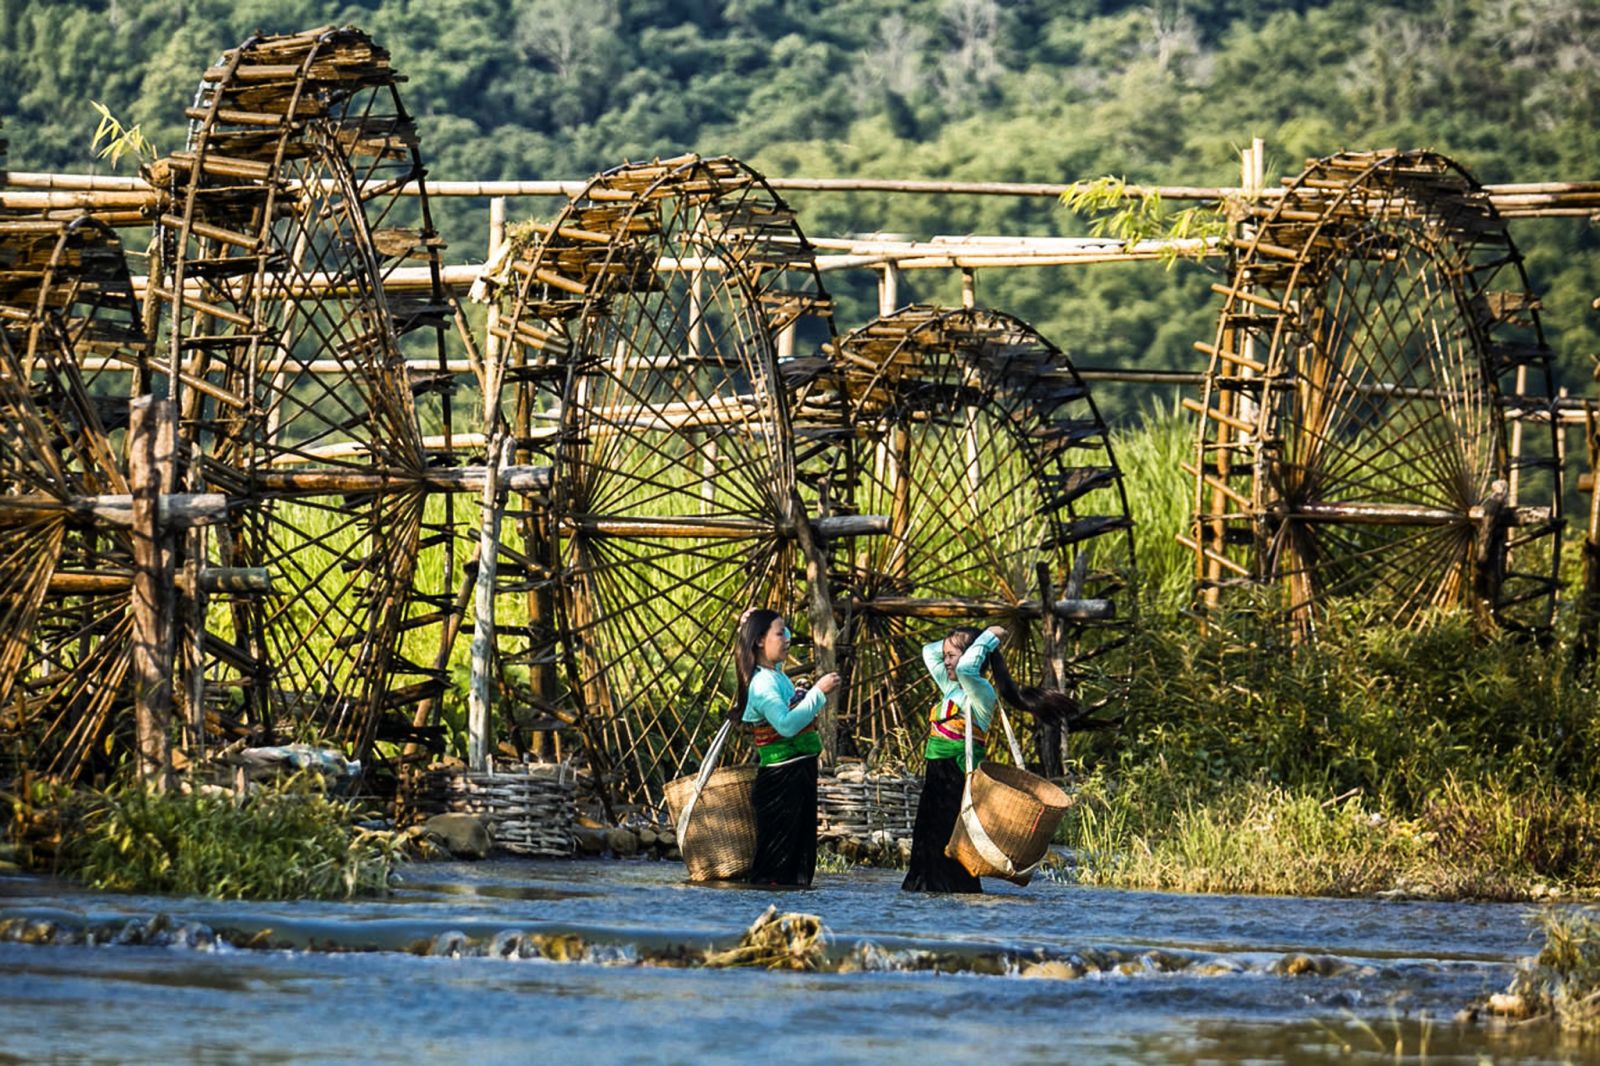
<box><xmin>54</xmin><ymin>773</ymin><xmax>401</xmax><ymax>900</ymax></box>
<box><xmin>1108</xmin><ymin>400</ymin><xmax>1195</xmax><ymax>611</ymax></box>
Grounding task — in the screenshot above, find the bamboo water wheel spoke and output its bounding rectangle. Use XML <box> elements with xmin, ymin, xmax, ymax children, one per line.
<box><xmin>0</xmin><ymin>179</ymin><xmax>149</xmax><ymax>781</ymax></box>
<box><xmin>818</xmin><ymin>306</ymin><xmax>1135</xmax><ymax>762</ymax></box>
<box><xmin>494</xmin><ymin>155</ymin><xmax>839</xmax><ymax>803</ymax></box>
<box><xmin>153</xmin><ymin>27</ymin><xmax>459</xmax><ymax>760</ymax></box>
<box><xmin>1191</xmin><ymin>150</ymin><xmax>1561</xmax><ymax>638</ymax></box>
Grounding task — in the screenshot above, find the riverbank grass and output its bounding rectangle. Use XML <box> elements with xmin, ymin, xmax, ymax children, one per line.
<box><xmin>50</xmin><ymin>773</ymin><xmax>403</xmax><ymax>900</ymax></box>
<box><xmin>1054</xmin><ymin>575</ymin><xmax>1600</xmax><ymax>899</ymax></box>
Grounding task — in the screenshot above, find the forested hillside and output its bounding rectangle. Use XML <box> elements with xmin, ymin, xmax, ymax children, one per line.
<box><xmin>3</xmin><ymin>0</ymin><xmax>1598</xmax><ymax>409</ymax></box>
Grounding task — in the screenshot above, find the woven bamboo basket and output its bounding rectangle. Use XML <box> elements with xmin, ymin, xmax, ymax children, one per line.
<box><xmin>816</xmin><ymin>766</ymin><xmax>921</xmax><ymax>847</ymax></box>
<box><xmin>412</xmin><ymin>762</ymin><xmax>577</xmax><ymax>857</ymax></box>
<box><xmin>664</xmin><ymin>764</ymin><xmax>759</xmax><ymax>882</ymax></box>
<box><xmin>946</xmin><ymin>762</ymin><xmax>1071</xmax><ymax>886</ymax></box>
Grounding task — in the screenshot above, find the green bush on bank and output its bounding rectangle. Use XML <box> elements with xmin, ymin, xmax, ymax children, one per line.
<box><xmin>53</xmin><ymin>773</ymin><xmax>402</xmax><ymax>900</ymax></box>
<box><xmin>1056</xmin><ymin>597</ymin><xmax>1600</xmax><ymax>898</ymax></box>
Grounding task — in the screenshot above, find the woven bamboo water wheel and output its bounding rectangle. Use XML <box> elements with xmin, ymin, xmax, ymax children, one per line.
<box><xmin>490</xmin><ymin>154</ymin><xmax>841</xmax><ymax>803</ymax></box>
<box><xmin>816</xmin><ymin>305</ymin><xmax>1135</xmax><ymax>765</ymax></box>
<box><xmin>0</xmin><ymin>209</ymin><xmax>151</xmax><ymax>781</ymax></box>
<box><xmin>150</xmin><ymin>26</ymin><xmax>461</xmax><ymax>760</ymax></box>
<box><xmin>1188</xmin><ymin>150</ymin><xmax>1561</xmax><ymax>638</ymax></box>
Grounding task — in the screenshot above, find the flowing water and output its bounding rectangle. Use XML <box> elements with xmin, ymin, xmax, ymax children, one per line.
<box><xmin>0</xmin><ymin>859</ymin><xmax>1589</xmax><ymax>1065</ymax></box>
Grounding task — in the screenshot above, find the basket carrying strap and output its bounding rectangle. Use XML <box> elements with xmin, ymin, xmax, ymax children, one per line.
<box><xmin>675</xmin><ymin>718</ymin><xmax>734</xmax><ymax>841</ymax></box>
<box><xmin>960</xmin><ymin>697</ymin><xmax>1042</xmax><ymax>879</ymax></box>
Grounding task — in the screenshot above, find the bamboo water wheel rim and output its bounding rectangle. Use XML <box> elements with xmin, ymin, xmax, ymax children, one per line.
<box><xmin>817</xmin><ymin>304</ymin><xmax>1135</xmax><ymax>760</ymax></box>
<box><xmin>495</xmin><ymin>155</ymin><xmax>840</xmax><ymax>803</ymax></box>
<box><xmin>154</xmin><ymin>25</ymin><xmax>459</xmax><ymax>761</ymax></box>
<box><xmin>0</xmin><ymin>203</ymin><xmax>148</xmax><ymax>780</ymax></box>
<box><xmin>1191</xmin><ymin>149</ymin><xmax>1561</xmax><ymax>638</ymax></box>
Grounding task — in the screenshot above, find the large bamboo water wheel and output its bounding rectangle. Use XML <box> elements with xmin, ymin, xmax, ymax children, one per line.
<box><xmin>489</xmin><ymin>154</ymin><xmax>843</xmax><ymax>803</ymax></box>
<box><xmin>1187</xmin><ymin>150</ymin><xmax>1561</xmax><ymax>638</ymax></box>
<box><xmin>150</xmin><ymin>26</ymin><xmax>462</xmax><ymax>761</ymax></box>
<box><xmin>815</xmin><ymin>305</ymin><xmax>1135</xmax><ymax>765</ymax></box>
<box><xmin>0</xmin><ymin>207</ymin><xmax>151</xmax><ymax>781</ymax></box>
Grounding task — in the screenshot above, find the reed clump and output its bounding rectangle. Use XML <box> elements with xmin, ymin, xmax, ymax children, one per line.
<box><xmin>50</xmin><ymin>772</ymin><xmax>404</xmax><ymax>900</ymax></box>
<box><xmin>1496</xmin><ymin>908</ymin><xmax>1600</xmax><ymax>1032</ymax></box>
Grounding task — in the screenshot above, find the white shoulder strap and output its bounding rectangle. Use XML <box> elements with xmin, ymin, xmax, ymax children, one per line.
<box><xmin>676</xmin><ymin>718</ymin><xmax>734</xmax><ymax>841</ymax></box>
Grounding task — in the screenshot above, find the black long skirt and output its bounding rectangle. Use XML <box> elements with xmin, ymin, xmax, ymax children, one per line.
<box><xmin>748</xmin><ymin>755</ymin><xmax>818</xmax><ymax>887</ymax></box>
<box><xmin>902</xmin><ymin>756</ymin><xmax>982</xmax><ymax>893</ymax></box>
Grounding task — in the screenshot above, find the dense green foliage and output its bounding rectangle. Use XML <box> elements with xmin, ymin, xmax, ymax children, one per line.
<box><xmin>54</xmin><ymin>773</ymin><xmax>401</xmax><ymax>899</ymax></box>
<box><xmin>2</xmin><ymin>0</ymin><xmax>1597</xmax><ymax>418</ymax></box>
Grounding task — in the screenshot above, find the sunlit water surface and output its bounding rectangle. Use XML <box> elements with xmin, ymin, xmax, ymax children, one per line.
<box><xmin>1</xmin><ymin>859</ymin><xmax>1590</xmax><ymax>1065</ymax></box>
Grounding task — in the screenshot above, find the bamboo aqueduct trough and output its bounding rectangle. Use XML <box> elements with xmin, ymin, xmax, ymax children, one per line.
<box><xmin>2</xmin><ymin>26</ymin><xmax>1599</xmax><ymax>819</ymax></box>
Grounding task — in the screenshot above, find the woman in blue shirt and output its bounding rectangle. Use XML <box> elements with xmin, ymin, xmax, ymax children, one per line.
<box><xmin>734</xmin><ymin>608</ymin><xmax>840</xmax><ymax>886</ymax></box>
<box><xmin>902</xmin><ymin>624</ymin><xmax>1009</xmax><ymax>893</ymax></box>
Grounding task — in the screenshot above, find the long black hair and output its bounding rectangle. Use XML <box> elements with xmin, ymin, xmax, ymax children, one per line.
<box><xmin>731</xmin><ymin>609</ymin><xmax>783</xmax><ymax>723</ymax></box>
<box><xmin>944</xmin><ymin>626</ymin><xmax>1084</xmax><ymax>728</ymax></box>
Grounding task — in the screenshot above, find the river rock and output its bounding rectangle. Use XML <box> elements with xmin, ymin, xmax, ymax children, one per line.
<box><xmin>424</xmin><ymin>813</ymin><xmax>492</xmax><ymax>859</ymax></box>
<box><xmin>1487</xmin><ymin>992</ymin><xmax>1528</xmax><ymax>1016</ymax></box>
<box><xmin>573</xmin><ymin>826</ymin><xmax>608</xmax><ymax>855</ymax></box>
<box><xmin>1021</xmin><ymin>959</ymin><xmax>1085</xmax><ymax>980</ymax></box>
<box><xmin>606</xmin><ymin>828</ymin><xmax>639</xmax><ymax>857</ymax></box>
<box><xmin>637</xmin><ymin>828</ymin><xmax>658</xmax><ymax>848</ymax></box>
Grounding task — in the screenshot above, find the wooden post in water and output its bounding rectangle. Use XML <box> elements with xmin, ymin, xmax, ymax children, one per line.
<box><xmin>1033</xmin><ymin>563</ymin><xmax>1070</xmax><ymax>778</ymax></box>
<box><xmin>468</xmin><ymin>436</ymin><xmax>513</xmax><ymax>772</ymax></box>
<box><xmin>129</xmin><ymin>396</ymin><xmax>175</xmax><ymax>790</ymax></box>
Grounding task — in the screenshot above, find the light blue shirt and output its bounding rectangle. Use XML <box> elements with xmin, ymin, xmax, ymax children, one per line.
<box><xmin>741</xmin><ymin>666</ymin><xmax>826</xmax><ymax>737</ymax></box>
<box><xmin>920</xmin><ymin>629</ymin><xmax>999</xmax><ymax>733</ymax></box>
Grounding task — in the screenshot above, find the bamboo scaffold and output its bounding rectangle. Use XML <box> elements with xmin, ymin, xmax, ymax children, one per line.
<box><xmin>1186</xmin><ymin>149</ymin><xmax>1563</xmax><ymax>640</ymax></box>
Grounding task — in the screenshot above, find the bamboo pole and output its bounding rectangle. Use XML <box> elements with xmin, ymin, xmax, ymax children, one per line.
<box><xmin>468</xmin><ymin>437</ymin><xmax>512</xmax><ymax>772</ymax></box>
<box><xmin>12</xmin><ymin>169</ymin><xmax>1596</xmax><ymax>208</ymax></box>
<box><xmin>841</xmin><ymin>594</ymin><xmax>1115</xmax><ymax>620</ymax></box>
<box><xmin>484</xmin><ymin>197</ymin><xmax>506</xmax><ymax>370</ymax></box>
<box><xmin>129</xmin><ymin>396</ymin><xmax>175</xmax><ymax>791</ymax></box>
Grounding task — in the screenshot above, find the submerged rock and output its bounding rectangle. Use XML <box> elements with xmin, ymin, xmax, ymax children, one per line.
<box><xmin>424</xmin><ymin>814</ymin><xmax>492</xmax><ymax>860</ymax></box>
<box><xmin>1021</xmin><ymin>959</ymin><xmax>1086</xmax><ymax>980</ymax></box>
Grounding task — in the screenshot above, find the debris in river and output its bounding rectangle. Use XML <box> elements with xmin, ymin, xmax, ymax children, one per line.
<box><xmin>702</xmin><ymin>905</ymin><xmax>828</xmax><ymax>971</ymax></box>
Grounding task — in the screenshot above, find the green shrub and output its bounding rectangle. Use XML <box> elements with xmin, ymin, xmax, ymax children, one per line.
<box><xmin>55</xmin><ymin>773</ymin><xmax>402</xmax><ymax>900</ymax></box>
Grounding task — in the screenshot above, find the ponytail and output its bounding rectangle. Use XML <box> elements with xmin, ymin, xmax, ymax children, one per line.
<box><xmin>985</xmin><ymin>647</ymin><xmax>1080</xmax><ymax>727</ymax></box>
<box><xmin>946</xmin><ymin>625</ymin><xmax>1083</xmax><ymax>728</ymax></box>
<box><xmin>731</xmin><ymin>609</ymin><xmax>783</xmax><ymax>724</ymax></box>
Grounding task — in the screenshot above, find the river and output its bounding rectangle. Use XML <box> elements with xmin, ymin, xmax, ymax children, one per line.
<box><xmin>0</xmin><ymin>858</ymin><xmax>1587</xmax><ymax>1064</ymax></box>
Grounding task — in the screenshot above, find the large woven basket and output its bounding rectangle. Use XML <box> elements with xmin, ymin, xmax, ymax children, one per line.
<box><xmin>946</xmin><ymin>762</ymin><xmax>1072</xmax><ymax>886</ymax></box>
<box><xmin>664</xmin><ymin>764</ymin><xmax>758</xmax><ymax>882</ymax></box>
<box><xmin>410</xmin><ymin>761</ymin><xmax>577</xmax><ymax>857</ymax></box>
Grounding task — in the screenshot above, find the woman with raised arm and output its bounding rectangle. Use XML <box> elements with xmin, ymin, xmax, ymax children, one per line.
<box><xmin>902</xmin><ymin>623</ymin><xmax>1079</xmax><ymax>893</ymax></box>
<box><xmin>733</xmin><ymin>608</ymin><xmax>841</xmax><ymax>887</ymax></box>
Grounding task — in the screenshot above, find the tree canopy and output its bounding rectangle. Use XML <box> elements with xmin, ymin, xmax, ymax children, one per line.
<box><xmin>3</xmin><ymin>0</ymin><xmax>1597</xmax><ymax>414</ymax></box>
